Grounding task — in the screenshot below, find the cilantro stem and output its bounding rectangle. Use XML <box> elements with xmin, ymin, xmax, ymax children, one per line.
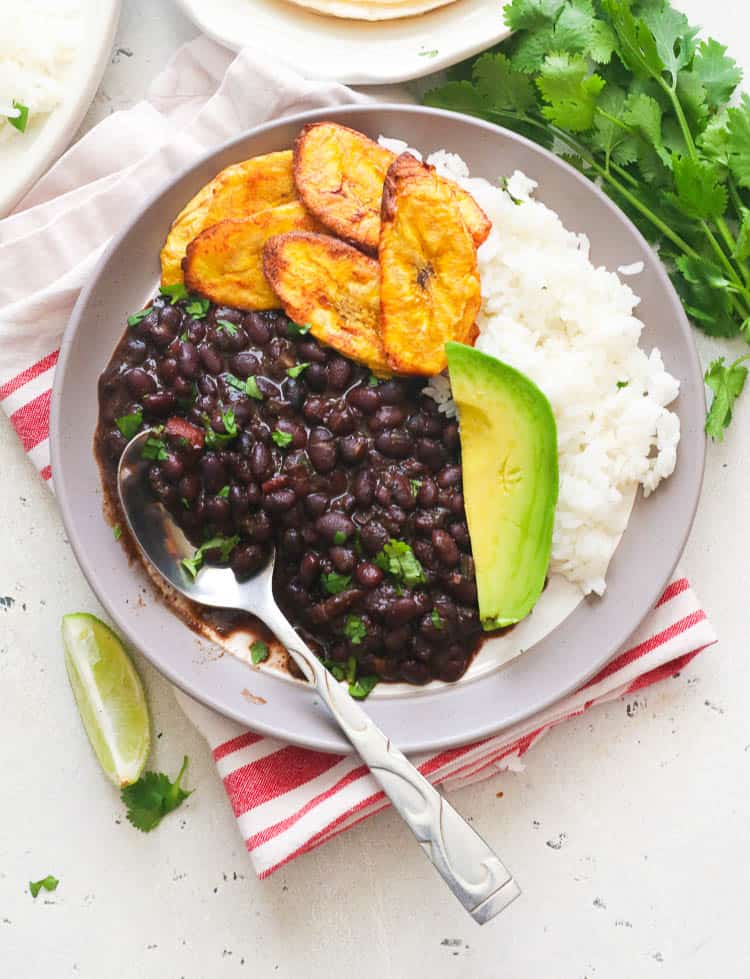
<box><xmin>660</xmin><ymin>76</ymin><xmax>698</xmax><ymax>163</ymax></box>
<box><xmin>700</xmin><ymin>220</ymin><xmax>750</xmax><ymax>313</ymax></box>
<box><xmin>728</xmin><ymin>175</ymin><xmax>746</xmax><ymax>221</ymax></box>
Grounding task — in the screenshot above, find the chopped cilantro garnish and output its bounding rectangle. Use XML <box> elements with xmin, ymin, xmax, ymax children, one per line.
<box><xmin>374</xmin><ymin>539</ymin><xmax>426</xmax><ymax>587</ymax></box>
<box><xmin>272</xmin><ymin>429</ymin><xmax>293</xmax><ymax>448</ymax></box>
<box><xmin>286</xmin><ymin>362</ymin><xmax>310</xmax><ymax>379</ymax></box>
<box><xmin>141</xmin><ymin>435</ymin><xmax>168</xmax><ymax>461</ymax></box>
<box><xmin>179</xmin><ymin>331</ymin><xmax>189</xmax><ymax>342</ymax></box>
<box><xmin>431</xmin><ymin>609</ymin><xmax>444</xmax><ymax>630</ymax></box>
<box><xmin>115</xmin><ymin>408</ymin><xmax>143</xmax><ymax>440</ymax></box>
<box><xmin>203</xmin><ymin>409</ymin><xmax>238</xmax><ymax>448</ymax></box>
<box><xmin>410</xmin><ymin>478</ymin><xmax>423</xmax><ymax>496</ymax></box>
<box><xmin>181</xmin><ymin>535</ymin><xmax>239</xmax><ymax>579</ymax></box>
<box><xmin>225</xmin><ymin>373</ymin><xmax>246</xmax><ymax>392</ymax></box>
<box><xmin>250</xmin><ymin>640</ymin><xmax>270</xmax><ymax>664</ymax></box>
<box><xmin>127</xmin><ymin>307</ymin><xmax>152</xmax><ymax>327</ymax></box>
<box><xmin>245</xmin><ymin>376</ymin><xmax>263</xmax><ymax>400</ymax></box>
<box><xmin>349</xmin><ymin>675</ymin><xmax>378</xmax><ymax>700</ymax></box>
<box><xmin>159</xmin><ymin>282</ymin><xmax>188</xmax><ymax>304</ymax></box>
<box><xmin>121</xmin><ymin>757</ymin><xmax>192</xmax><ymax>832</ymax></box>
<box><xmin>8</xmin><ymin>101</ymin><xmax>29</xmax><ymax>133</ymax></box>
<box><xmin>216</xmin><ymin>319</ymin><xmax>239</xmax><ymax>336</ymax></box>
<box><xmin>345</xmin><ymin>655</ymin><xmax>358</xmax><ymax>684</ymax></box>
<box><xmin>286</xmin><ymin>321</ymin><xmax>311</xmax><ymax>337</ymax></box>
<box><xmin>113</xmin><ymin>524</ymin><xmax>122</xmax><ymax>542</ymax></box>
<box><xmin>368</xmin><ymin>375</ymin><xmax>379</xmax><ymax>387</ymax></box>
<box><xmin>343</xmin><ymin>615</ymin><xmax>367</xmax><ymax>646</ymax></box>
<box><xmin>185</xmin><ymin>297</ymin><xmax>210</xmax><ymax>319</ymax></box>
<box><xmin>419</xmin><ymin>50</ymin><xmax>439</xmax><ymax>58</ymax></box>
<box><xmin>217</xmin><ymin>485</ymin><xmax>230</xmax><ymax>499</ymax></box>
<box><xmin>322</xmin><ymin>659</ymin><xmax>346</xmax><ymax>681</ymax></box>
<box><xmin>29</xmin><ymin>875</ymin><xmax>58</xmax><ymax>899</ymax></box>
<box><xmin>333</xmin><ymin>530</ymin><xmax>347</xmax><ymax>545</ymax></box>
<box><xmin>177</xmin><ymin>382</ymin><xmax>197</xmax><ymax>410</ymax></box>
<box><xmin>322</xmin><ymin>572</ymin><xmax>351</xmax><ymax>595</ymax></box>
<box><xmin>616</xmin><ymin>380</ymin><xmax>629</xmax><ymax>389</ymax></box>
<box><xmin>181</xmin><ymin>497</ymin><xmax>190</xmax><ymax>509</ymax></box>
<box><xmin>705</xmin><ymin>355</ymin><xmax>749</xmax><ymax>440</ymax></box>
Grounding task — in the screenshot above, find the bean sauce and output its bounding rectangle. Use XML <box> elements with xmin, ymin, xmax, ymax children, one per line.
<box><xmin>96</xmin><ymin>298</ymin><xmax>487</xmax><ymax>685</ymax></box>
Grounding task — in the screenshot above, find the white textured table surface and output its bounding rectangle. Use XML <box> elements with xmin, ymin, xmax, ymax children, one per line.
<box><xmin>2</xmin><ymin>1</ymin><xmax>750</xmax><ymax>976</ymax></box>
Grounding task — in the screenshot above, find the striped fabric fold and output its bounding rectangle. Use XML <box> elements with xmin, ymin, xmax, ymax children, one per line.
<box><xmin>0</xmin><ymin>38</ymin><xmax>717</xmax><ymax>880</ymax></box>
<box><xmin>177</xmin><ymin>576</ymin><xmax>716</xmax><ymax>878</ymax></box>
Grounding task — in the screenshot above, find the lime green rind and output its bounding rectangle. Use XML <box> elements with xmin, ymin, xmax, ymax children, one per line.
<box><xmin>61</xmin><ymin>613</ymin><xmax>151</xmax><ymax>787</ymax></box>
<box><xmin>445</xmin><ymin>342</ymin><xmax>559</xmax><ymax>631</ymax></box>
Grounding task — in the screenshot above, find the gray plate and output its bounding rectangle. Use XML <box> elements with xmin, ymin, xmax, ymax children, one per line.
<box><xmin>50</xmin><ymin>105</ymin><xmax>706</xmax><ymax>755</ymax></box>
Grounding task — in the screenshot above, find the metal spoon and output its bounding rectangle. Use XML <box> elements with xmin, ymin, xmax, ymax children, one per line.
<box><xmin>118</xmin><ymin>429</ymin><xmax>520</xmax><ymax>923</ymax></box>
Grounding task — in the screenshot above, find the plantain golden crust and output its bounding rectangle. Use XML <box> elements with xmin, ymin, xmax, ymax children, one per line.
<box><xmin>160</xmin><ymin>151</ymin><xmax>296</xmax><ymax>286</ymax></box>
<box><xmin>182</xmin><ymin>202</ymin><xmax>318</xmax><ymax>310</ymax></box>
<box><xmin>379</xmin><ymin>153</ymin><xmax>482</xmax><ymax>376</ymax></box>
<box><xmin>293</xmin><ymin>122</ymin><xmax>394</xmax><ymax>254</ymax></box>
<box><xmin>263</xmin><ymin>231</ymin><xmax>390</xmax><ymax>374</ymax></box>
<box><xmin>293</xmin><ymin>122</ymin><xmax>491</xmax><ymax>254</ymax></box>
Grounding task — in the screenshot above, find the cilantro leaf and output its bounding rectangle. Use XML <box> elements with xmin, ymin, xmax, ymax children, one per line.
<box><xmin>286</xmin><ymin>362</ymin><xmax>310</xmax><ymax>379</ymax></box>
<box><xmin>245</xmin><ymin>376</ymin><xmax>263</xmax><ymax>400</ymax></box>
<box><xmin>736</xmin><ymin>209</ymin><xmax>750</xmax><ymax>262</ymax></box>
<box><xmin>286</xmin><ymin>321</ymin><xmax>311</xmax><ymax>337</ymax></box>
<box><xmin>115</xmin><ymin>408</ymin><xmax>143</xmax><ymax>441</ymax></box>
<box><xmin>322</xmin><ymin>572</ymin><xmax>351</xmax><ymax>595</ymax></box>
<box><xmin>333</xmin><ymin>530</ymin><xmax>347</xmax><ymax>545</ymax></box>
<box><xmin>591</xmin><ymin>86</ymin><xmax>640</xmax><ymax>167</ymax></box>
<box><xmin>473</xmin><ymin>52</ymin><xmax>537</xmax><ymax>112</ymax></box>
<box><xmin>8</xmin><ymin>101</ymin><xmax>29</xmax><ymax>133</ymax></box>
<box><xmin>181</xmin><ymin>535</ymin><xmax>239</xmax><ymax>579</ymax></box>
<box><xmin>141</xmin><ymin>435</ymin><xmax>168</xmax><ymax>461</ymax></box>
<box><xmin>409</xmin><ymin>478</ymin><xmax>423</xmax><ymax>497</ymax></box>
<box><xmin>536</xmin><ymin>53</ymin><xmax>606</xmax><ymax>131</ymax></box>
<box><xmin>726</xmin><ymin>94</ymin><xmax>750</xmax><ymax>190</ymax></box>
<box><xmin>668</xmin><ymin>156</ymin><xmax>727</xmax><ymax>220</ymax></box>
<box><xmin>345</xmin><ymin>655</ymin><xmax>358</xmax><ymax>684</ymax></box>
<box><xmin>160</xmin><ymin>283</ymin><xmax>189</xmax><ymax>304</ymax></box>
<box><xmin>603</xmin><ymin>0</ymin><xmax>664</xmax><ymax>80</ymax></box>
<box><xmin>186</xmin><ymin>297</ymin><xmax>210</xmax><ymax>319</ymax></box>
<box><xmin>272</xmin><ymin>429</ymin><xmax>293</xmax><ymax>448</ymax></box>
<box><xmin>671</xmin><ymin>255</ymin><xmax>738</xmax><ymax>337</ymax></box>
<box><xmin>113</xmin><ymin>524</ymin><xmax>123</xmax><ymax>541</ymax></box>
<box><xmin>349</xmin><ymin>675</ymin><xmax>378</xmax><ymax>700</ymax></box>
<box><xmin>343</xmin><ymin>615</ymin><xmax>367</xmax><ymax>646</ymax></box>
<box><xmin>640</xmin><ymin>3</ymin><xmax>697</xmax><ymax>82</ymax></box>
<box><xmin>423</xmin><ymin>80</ymin><xmax>487</xmax><ymax>117</ymax></box>
<box><xmin>224</xmin><ymin>373</ymin><xmax>246</xmax><ymax>392</ymax></box>
<box><xmin>217</xmin><ymin>485</ymin><xmax>230</xmax><ymax>498</ymax></box>
<box><xmin>127</xmin><ymin>307</ymin><xmax>152</xmax><ymax>327</ymax></box>
<box><xmin>431</xmin><ymin>609</ymin><xmax>444</xmax><ymax>630</ymax></box>
<box><xmin>29</xmin><ymin>875</ymin><xmax>58</xmax><ymax>898</ymax></box>
<box><xmin>203</xmin><ymin>409</ymin><xmax>238</xmax><ymax>448</ymax></box>
<box><xmin>216</xmin><ymin>319</ymin><xmax>239</xmax><ymax>336</ymax></box>
<box><xmin>121</xmin><ymin>757</ymin><xmax>192</xmax><ymax>832</ymax></box>
<box><xmin>374</xmin><ymin>539</ymin><xmax>426</xmax><ymax>587</ymax></box>
<box><xmin>250</xmin><ymin>640</ymin><xmax>270</xmax><ymax>664</ymax></box>
<box><xmin>503</xmin><ymin>0</ymin><xmax>565</xmax><ymax>31</ymax></box>
<box><xmin>704</xmin><ymin>356</ymin><xmax>749</xmax><ymax>440</ymax></box>
<box><xmin>692</xmin><ymin>38</ymin><xmax>742</xmax><ymax>110</ymax></box>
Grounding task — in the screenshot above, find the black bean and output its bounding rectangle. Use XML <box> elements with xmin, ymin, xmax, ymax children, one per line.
<box><xmin>445</xmin><ymin>573</ymin><xmax>477</xmax><ymax>605</ymax></box>
<box><xmin>377</xmin><ymin>380</ymin><xmax>407</xmax><ymax>404</ymax></box>
<box><xmin>310</xmin><ymin>589</ymin><xmax>363</xmax><ymax>625</ymax></box>
<box><xmin>391</xmin><ymin>473</ymin><xmax>416</xmax><ymax>510</ymax></box>
<box><xmin>297</xmin><ymin>340</ymin><xmax>328</xmax><ymax>364</ymax></box>
<box><xmin>329</xmin><ymin>547</ymin><xmax>355</xmax><ymax>574</ymax></box>
<box><xmin>416</xmin><ymin>437</ymin><xmax>447</xmax><ymax>471</ymax></box>
<box><xmin>339</xmin><ymin>435</ymin><xmax>368</xmax><ymax>465</ymax></box>
<box><xmin>282</xmin><ymin>528</ymin><xmax>304</xmax><ymax>556</ymax></box>
<box><xmin>305</xmin><ymin>492</ymin><xmax>329</xmax><ymax>518</ymax></box>
<box><xmin>448</xmin><ymin>520</ymin><xmax>470</xmax><ymax>549</ymax></box>
<box><xmin>352</xmin><ymin>469</ymin><xmax>376</xmax><ymax>506</ymax></box>
<box><xmin>354</xmin><ymin>562</ymin><xmax>383</xmax><ymax>589</ymax></box>
<box><xmin>299</xmin><ymin>552</ymin><xmax>321</xmax><ymax>587</ymax></box>
<box><xmin>198</xmin><ymin>343</ymin><xmax>223</xmax><ymax>375</ymax></box>
<box><xmin>432</xmin><ymin>529</ymin><xmax>460</xmax><ymax>567</ymax></box>
<box><xmin>416</xmin><ymin>476</ymin><xmax>438</xmax><ymax>507</ymax></box>
<box><xmin>284</xmin><ymin>378</ymin><xmax>305</xmax><ymax>412</ymax></box>
<box><xmin>229</xmin><ymin>484</ymin><xmax>249</xmax><ymax>518</ymax></box>
<box><xmin>158</xmin><ymin>358</ymin><xmax>178</xmax><ymax>386</ymax></box>
<box><xmin>187</xmin><ymin>320</ymin><xmax>205</xmax><ymax>345</ymax></box>
<box><xmin>142</xmin><ymin>391</ymin><xmax>175</xmax><ymax>416</ymax></box>
<box><xmin>124</xmin><ymin>338</ymin><xmax>148</xmax><ymax>364</ymax></box>
<box><xmin>315</xmin><ymin>512</ymin><xmax>354</xmax><ymax>542</ymax></box>
<box><xmin>375</xmin><ymin>430</ymin><xmax>412</xmax><ymax>458</ymax></box>
<box><xmin>200</xmin><ymin>454</ymin><xmax>227</xmax><ymax>494</ymax></box>
<box><xmin>347</xmin><ymin>386</ymin><xmax>380</xmax><ymax>414</ymax></box>
<box><xmin>124</xmin><ymin>368</ymin><xmax>157</xmax><ymax>398</ymax></box>
<box><xmin>449</xmin><ymin>492</ymin><xmax>464</xmax><ymax>516</ymax></box>
<box><xmin>381</xmin><ymin>505</ymin><xmax>407</xmax><ymax>535</ymax></box>
<box><xmin>244</xmin><ymin>312</ymin><xmax>271</xmax><ymax>345</ymax></box>
<box><xmin>177</xmin><ymin>341</ymin><xmax>199</xmax><ymax>379</ymax></box>
<box><xmin>231</xmin><ymin>544</ymin><xmax>266</xmax><ymax>579</ymax></box>
<box><xmin>412</xmin><ymin>539</ymin><xmax>437</xmax><ymax>570</ymax></box>
<box><xmin>263</xmin><ymin>488</ymin><xmax>297</xmax><ymax>513</ymax></box>
<box><xmin>232</xmin><ymin>351</ymin><xmax>261</xmax><ymax>378</ymax></box>
<box><xmin>276</xmin><ymin>418</ymin><xmax>307</xmax><ymax>449</ymax></box>
<box><xmin>178</xmin><ymin>473</ymin><xmax>201</xmax><ymax>503</ymax></box>
<box><xmin>369</xmin><ymin>405</ymin><xmax>407</xmax><ymax>432</ymax></box>
<box><xmin>159</xmin><ymin>305</ymin><xmax>182</xmax><ymax>331</ymax></box>
<box><xmin>308</xmin><ymin>439</ymin><xmax>338</xmax><ymax>473</ymax></box>
<box><xmin>383</xmin><ymin>625</ymin><xmax>412</xmax><ymax>655</ymax></box>
<box><xmin>305</xmin><ymin>363</ymin><xmax>328</xmax><ymax>391</ymax></box>
<box><xmin>326</xmin><ymin>407</ymin><xmax>355</xmax><ymax>436</ymax></box>
<box><xmin>359</xmin><ymin>520</ymin><xmax>388</xmax><ymax>555</ymax></box>
<box><xmin>206</xmin><ymin>496</ymin><xmax>231</xmax><ymax>525</ymax></box>
<box><xmin>250</xmin><ymin>442</ymin><xmax>273</xmax><ymax>480</ymax></box>
<box><xmin>327</xmin><ymin>357</ymin><xmax>352</xmax><ymax>391</ymax></box>
<box><xmin>173</xmin><ymin>376</ymin><xmax>194</xmax><ymax>400</ymax></box>
<box><xmin>437</xmin><ymin>465</ymin><xmax>462</xmax><ymax>489</ymax></box>
<box><xmin>442</xmin><ymin>421</ymin><xmax>459</xmax><ymax>449</ymax></box>
<box><xmin>161</xmin><ymin>453</ymin><xmax>184</xmax><ymax>483</ymax></box>
<box><xmin>375</xmin><ymin>483</ymin><xmax>391</xmax><ymax>506</ymax></box>
<box><xmin>399</xmin><ymin>660</ymin><xmax>431</xmax><ymax>685</ymax></box>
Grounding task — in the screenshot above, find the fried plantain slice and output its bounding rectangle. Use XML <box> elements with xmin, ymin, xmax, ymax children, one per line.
<box><xmin>293</xmin><ymin>122</ymin><xmax>491</xmax><ymax>254</ymax></box>
<box><xmin>263</xmin><ymin>231</ymin><xmax>390</xmax><ymax>374</ymax></box>
<box><xmin>183</xmin><ymin>202</ymin><xmax>318</xmax><ymax>310</ymax></box>
<box><xmin>160</xmin><ymin>151</ymin><xmax>296</xmax><ymax>286</ymax></box>
<box><xmin>379</xmin><ymin>153</ymin><xmax>482</xmax><ymax>376</ymax></box>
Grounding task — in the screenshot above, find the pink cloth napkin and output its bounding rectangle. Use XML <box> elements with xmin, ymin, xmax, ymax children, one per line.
<box><xmin>0</xmin><ymin>38</ymin><xmax>717</xmax><ymax>879</ymax></box>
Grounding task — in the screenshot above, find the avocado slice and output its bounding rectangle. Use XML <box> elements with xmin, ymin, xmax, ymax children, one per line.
<box><xmin>445</xmin><ymin>342</ymin><xmax>558</xmax><ymax>630</ymax></box>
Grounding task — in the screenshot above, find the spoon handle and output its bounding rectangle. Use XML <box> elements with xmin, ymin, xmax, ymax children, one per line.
<box><xmin>272</xmin><ymin>617</ymin><xmax>520</xmax><ymax>924</ymax></box>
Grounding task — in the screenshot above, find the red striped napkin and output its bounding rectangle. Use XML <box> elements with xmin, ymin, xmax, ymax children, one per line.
<box><xmin>0</xmin><ymin>38</ymin><xmax>716</xmax><ymax>879</ymax></box>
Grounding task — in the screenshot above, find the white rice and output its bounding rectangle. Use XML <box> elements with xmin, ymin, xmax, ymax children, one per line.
<box><xmin>380</xmin><ymin>138</ymin><xmax>681</xmax><ymax>597</ymax></box>
<box><xmin>0</xmin><ymin>2</ymin><xmax>81</xmax><ymax>141</ymax></box>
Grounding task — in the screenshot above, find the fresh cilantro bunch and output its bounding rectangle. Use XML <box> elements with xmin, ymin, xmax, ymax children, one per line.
<box><xmin>121</xmin><ymin>756</ymin><xmax>192</xmax><ymax>832</ymax></box>
<box><xmin>424</xmin><ymin>0</ymin><xmax>750</xmax><ymax>437</ymax></box>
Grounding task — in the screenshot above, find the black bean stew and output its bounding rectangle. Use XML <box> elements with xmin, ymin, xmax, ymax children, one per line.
<box><xmin>96</xmin><ymin>294</ymin><xmax>488</xmax><ymax>686</ymax></box>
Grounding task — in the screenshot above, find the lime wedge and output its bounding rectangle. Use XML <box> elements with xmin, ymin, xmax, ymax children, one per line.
<box><xmin>61</xmin><ymin>613</ymin><xmax>150</xmax><ymax>787</ymax></box>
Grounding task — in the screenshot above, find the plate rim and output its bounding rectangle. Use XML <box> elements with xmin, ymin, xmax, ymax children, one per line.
<box><xmin>172</xmin><ymin>0</ymin><xmax>510</xmax><ymax>84</ymax></box>
<box><xmin>0</xmin><ymin>0</ymin><xmax>122</xmax><ymax>217</ymax></box>
<box><xmin>50</xmin><ymin>103</ymin><xmax>706</xmax><ymax>754</ymax></box>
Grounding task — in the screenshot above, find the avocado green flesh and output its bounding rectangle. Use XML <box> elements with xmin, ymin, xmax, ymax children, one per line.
<box><xmin>445</xmin><ymin>342</ymin><xmax>558</xmax><ymax>630</ymax></box>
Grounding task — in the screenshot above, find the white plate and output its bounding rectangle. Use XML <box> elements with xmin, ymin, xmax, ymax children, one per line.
<box><xmin>173</xmin><ymin>0</ymin><xmax>509</xmax><ymax>84</ymax></box>
<box><xmin>0</xmin><ymin>0</ymin><xmax>121</xmax><ymax>217</ymax></box>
